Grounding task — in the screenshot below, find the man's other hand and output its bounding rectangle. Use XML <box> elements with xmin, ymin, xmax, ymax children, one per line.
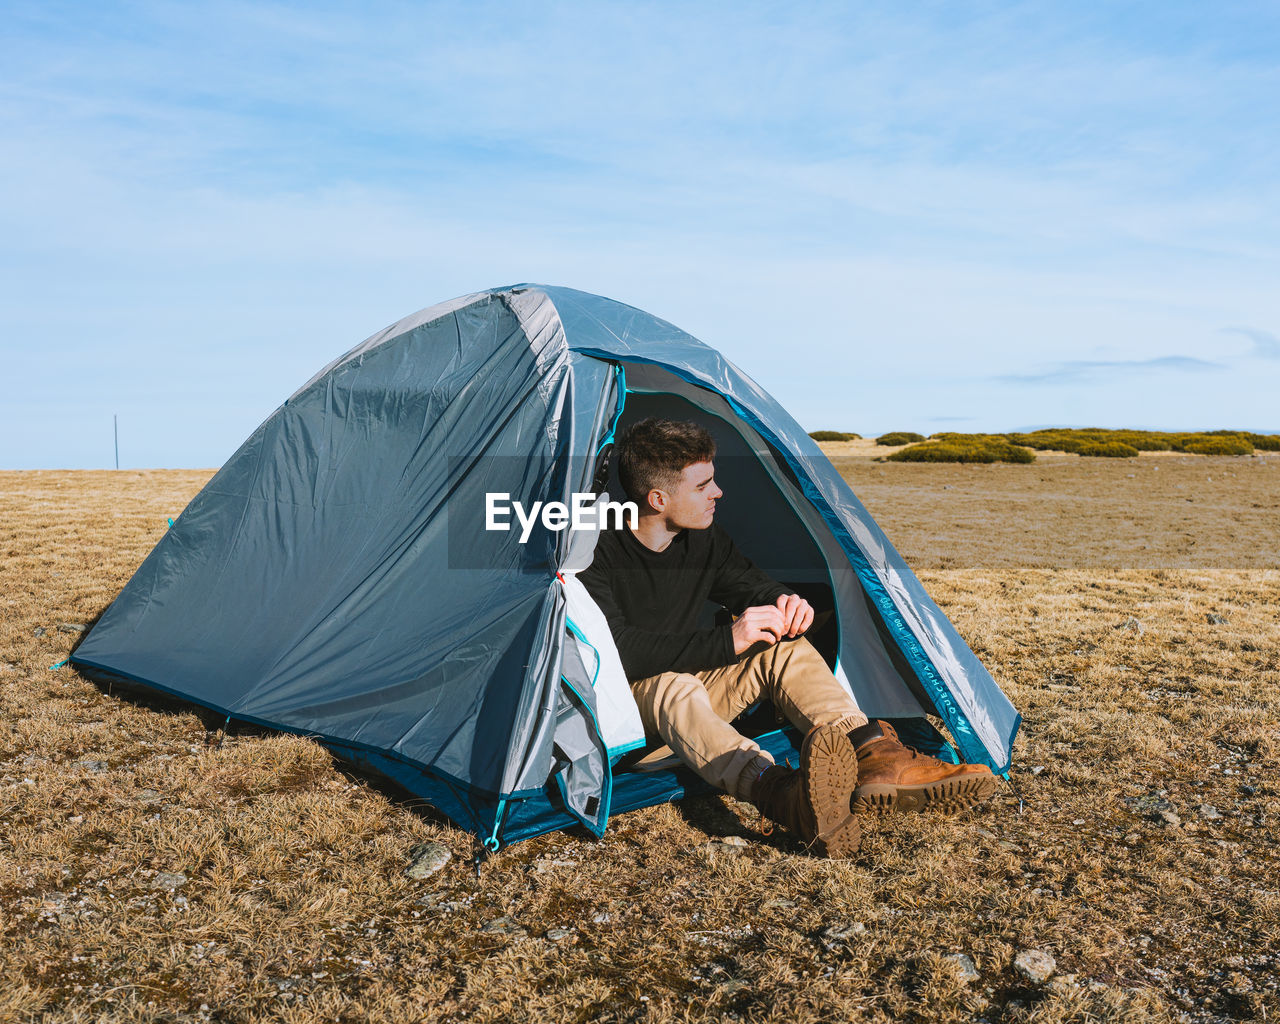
<box><xmin>775</xmin><ymin>593</ymin><xmax>814</xmax><ymax>638</ymax></box>
<box><xmin>731</xmin><ymin>605</ymin><xmax>786</xmax><ymax>654</ymax></box>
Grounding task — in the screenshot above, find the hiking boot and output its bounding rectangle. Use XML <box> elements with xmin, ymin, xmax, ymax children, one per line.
<box><xmin>848</xmin><ymin>721</ymin><xmax>998</xmax><ymax>814</ymax></box>
<box><xmin>749</xmin><ymin>724</ymin><xmax>862</xmax><ymax>857</ymax></box>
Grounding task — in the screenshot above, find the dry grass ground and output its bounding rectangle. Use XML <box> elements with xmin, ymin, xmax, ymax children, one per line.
<box><xmin>1</xmin><ymin>456</ymin><xmax>1277</xmax><ymax>1023</ymax></box>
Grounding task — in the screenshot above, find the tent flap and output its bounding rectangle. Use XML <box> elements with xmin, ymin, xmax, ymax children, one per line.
<box><xmin>551</xmin><ymin>643</ymin><xmax>611</xmax><ymax>836</ymax></box>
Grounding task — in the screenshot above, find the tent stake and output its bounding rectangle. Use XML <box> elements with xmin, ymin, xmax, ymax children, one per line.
<box><xmin>1005</xmin><ymin>771</ymin><xmax>1025</xmax><ymax>814</ymax></box>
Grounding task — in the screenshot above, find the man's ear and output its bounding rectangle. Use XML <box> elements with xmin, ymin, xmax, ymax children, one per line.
<box><xmin>646</xmin><ymin>488</ymin><xmax>666</xmax><ymax>514</ymax></box>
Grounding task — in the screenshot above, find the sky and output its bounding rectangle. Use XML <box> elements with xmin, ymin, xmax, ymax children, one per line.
<box><xmin>2</xmin><ymin>0</ymin><xmax>1278</xmax><ymax>469</ymax></box>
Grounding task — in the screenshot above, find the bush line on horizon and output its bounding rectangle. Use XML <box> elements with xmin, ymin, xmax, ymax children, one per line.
<box><xmin>874</xmin><ymin>431</ymin><xmax>926</xmax><ymax>446</ymax></box>
<box><xmin>807</xmin><ymin>428</ymin><xmax>1278</xmax><ymax>463</ymax></box>
<box><xmin>888</xmin><ymin>435</ymin><xmax>1037</xmax><ymax>464</ymax></box>
<box><xmin>807</xmin><ymin>430</ymin><xmax>862</xmax><ymax>441</ymax></box>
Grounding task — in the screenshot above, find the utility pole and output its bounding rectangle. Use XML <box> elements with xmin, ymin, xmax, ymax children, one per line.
<box><xmin>114</xmin><ymin>414</ymin><xmax>119</xmax><ymax>470</ymax></box>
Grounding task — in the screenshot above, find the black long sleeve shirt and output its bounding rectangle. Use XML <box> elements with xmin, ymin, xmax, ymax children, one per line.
<box><xmin>577</xmin><ymin>522</ymin><xmax>791</xmax><ymax>681</ymax></box>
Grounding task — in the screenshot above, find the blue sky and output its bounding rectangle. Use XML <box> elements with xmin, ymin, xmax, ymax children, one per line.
<box><xmin>2</xmin><ymin>1</ymin><xmax>1278</xmax><ymax>468</ymax></box>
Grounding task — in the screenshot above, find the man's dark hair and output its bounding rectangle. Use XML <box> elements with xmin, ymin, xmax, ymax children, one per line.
<box><xmin>616</xmin><ymin>418</ymin><xmax>717</xmax><ymax>504</ymax></box>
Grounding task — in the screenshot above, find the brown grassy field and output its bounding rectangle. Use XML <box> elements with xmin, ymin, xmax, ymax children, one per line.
<box><xmin>2</xmin><ymin>455</ymin><xmax>1277</xmax><ymax>1023</ymax></box>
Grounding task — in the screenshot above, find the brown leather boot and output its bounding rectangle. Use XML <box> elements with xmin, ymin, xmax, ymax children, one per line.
<box><xmin>848</xmin><ymin>721</ymin><xmax>998</xmax><ymax>814</ymax></box>
<box><xmin>749</xmin><ymin>724</ymin><xmax>862</xmax><ymax>857</ymax></box>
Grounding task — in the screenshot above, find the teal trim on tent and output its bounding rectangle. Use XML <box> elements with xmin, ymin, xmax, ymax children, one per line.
<box><xmin>563</xmin><ymin>618</ymin><xmax>597</xmax><ymax>684</ymax></box>
<box><xmin>565</xmin><ymin>615</ymin><xmax>646</xmax><ymax>763</ymax></box>
<box><xmin>597</xmin><ymin>363</ymin><xmax>627</xmax><ymax>453</ymax></box>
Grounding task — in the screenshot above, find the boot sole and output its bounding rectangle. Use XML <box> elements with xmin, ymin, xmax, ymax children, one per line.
<box><xmin>852</xmin><ymin>771</ymin><xmax>999</xmax><ymax>815</ymax></box>
<box><xmin>801</xmin><ymin>726</ymin><xmax>862</xmax><ymax>858</ymax></box>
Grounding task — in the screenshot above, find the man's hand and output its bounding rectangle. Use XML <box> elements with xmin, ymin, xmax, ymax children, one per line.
<box><xmin>775</xmin><ymin>593</ymin><xmax>814</xmax><ymax>638</ymax></box>
<box><xmin>731</xmin><ymin>605</ymin><xmax>786</xmax><ymax>654</ymax></box>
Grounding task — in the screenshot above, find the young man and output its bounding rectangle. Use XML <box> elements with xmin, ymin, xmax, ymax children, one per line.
<box><xmin>579</xmin><ymin>418</ymin><xmax>997</xmax><ymax>857</ymax></box>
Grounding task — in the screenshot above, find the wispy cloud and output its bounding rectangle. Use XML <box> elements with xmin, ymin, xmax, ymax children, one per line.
<box><xmin>2</xmin><ymin>2</ymin><xmax>1279</xmax><ymax>465</ymax></box>
<box><xmin>1222</xmin><ymin>326</ymin><xmax>1280</xmax><ymax>359</ymax></box>
<box><xmin>995</xmin><ymin>356</ymin><xmax>1224</xmax><ymax>386</ymax></box>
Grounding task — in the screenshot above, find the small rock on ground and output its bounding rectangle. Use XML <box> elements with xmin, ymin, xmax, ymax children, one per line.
<box><xmin>704</xmin><ymin>836</ymin><xmax>749</xmax><ymax>855</ymax></box>
<box><xmin>76</xmin><ymin>759</ymin><xmax>108</xmax><ymax>774</ymax></box>
<box><xmin>943</xmin><ymin>953</ymin><xmax>980</xmax><ymax>984</ymax></box>
<box><xmin>532</xmin><ymin>858</ymin><xmax>579</xmax><ymax>874</ymax></box>
<box><xmin>1014</xmin><ymin>949</ymin><xmax>1056</xmax><ymax>984</ymax></box>
<box><xmin>821</xmin><ymin>922</ymin><xmax>867</xmax><ymax>945</ymax></box>
<box><xmin>58</xmin><ymin>622</ymin><xmax>87</xmax><ymax>633</ymax></box>
<box><xmin>1206</xmin><ymin>613</ymin><xmax>1229</xmax><ymax>625</ymax></box>
<box><xmin>482</xmin><ymin>916</ymin><xmax>527</xmax><ymax>938</ymax></box>
<box><xmin>150</xmin><ymin>872</ymin><xmax>188</xmax><ymax>890</ymax></box>
<box><xmin>544</xmin><ymin>927</ymin><xmax>575</xmax><ymax>943</ymax></box>
<box><xmin>405</xmin><ymin>841</ymin><xmax>451</xmax><ymax>879</ymax></box>
<box><xmin>1199</xmin><ymin>804</ymin><xmax>1223</xmax><ymax>821</ymax></box>
<box><xmin>1121</xmin><ymin>793</ymin><xmax>1177</xmax><ymax>822</ymax></box>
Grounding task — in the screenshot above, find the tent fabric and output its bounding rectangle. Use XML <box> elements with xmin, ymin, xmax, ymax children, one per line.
<box><xmin>73</xmin><ymin>284</ymin><xmax>1019</xmax><ymax>850</ymax></box>
<box><xmin>531</xmin><ymin>286</ymin><xmax>1020</xmax><ymax>768</ymax></box>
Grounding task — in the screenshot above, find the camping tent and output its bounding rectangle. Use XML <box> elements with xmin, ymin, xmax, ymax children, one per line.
<box><xmin>72</xmin><ymin>285</ymin><xmax>1020</xmax><ymax>851</ymax></box>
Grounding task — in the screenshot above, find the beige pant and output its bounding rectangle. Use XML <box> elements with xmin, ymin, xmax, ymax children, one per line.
<box><xmin>630</xmin><ymin>637</ymin><xmax>868</xmax><ymax>801</ymax></box>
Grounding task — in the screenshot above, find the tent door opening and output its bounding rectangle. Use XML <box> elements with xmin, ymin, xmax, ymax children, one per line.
<box><xmin>604</xmin><ymin>360</ymin><xmax>936</xmax><ymax>728</ymax></box>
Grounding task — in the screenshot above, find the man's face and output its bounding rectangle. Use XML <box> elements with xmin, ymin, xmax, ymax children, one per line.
<box><xmin>658</xmin><ymin>460</ymin><xmax>722</xmax><ymax>530</ymax></box>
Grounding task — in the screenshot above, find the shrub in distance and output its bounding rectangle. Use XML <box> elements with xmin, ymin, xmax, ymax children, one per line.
<box><xmin>876</xmin><ymin>431</ymin><xmax>927</xmax><ymax>446</ymax></box>
<box><xmin>887</xmin><ymin>436</ymin><xmax>1036</xmax><ymax>464</ymax></box>
<box><xmin>999</xmin><ymin>428</ymin><xmax>1267</xmax><ymax>456</ymax></box>
<box><xmin>1176</xmin><ymin>435</ymin><xmax>1255</xmax><ymax>456</ymax></box>
<box><xmin>1075</xmin><ymin>441</ymin><xmax>1140</xmax><ymax>458</ymax></box>
<box><xmin>864</xmin><ymin>427</ymin><xmax>1269</xmax><ymax>460</ymax></box>
<box><xmin>808</xmin><ymin>430</ymin><xmax>862</xmax><ymax>441</ymax></box>
<box><xmin>1247</xmin><ymin>432</ymin><xmax>1280</xmax><ymax>451</ymax></box>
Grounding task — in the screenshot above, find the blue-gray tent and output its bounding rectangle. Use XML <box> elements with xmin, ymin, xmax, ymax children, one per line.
<box><xmin>72</xmin><ymin>285</ymin><xmax>1020</xmax><ymax>850</ymax></box>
